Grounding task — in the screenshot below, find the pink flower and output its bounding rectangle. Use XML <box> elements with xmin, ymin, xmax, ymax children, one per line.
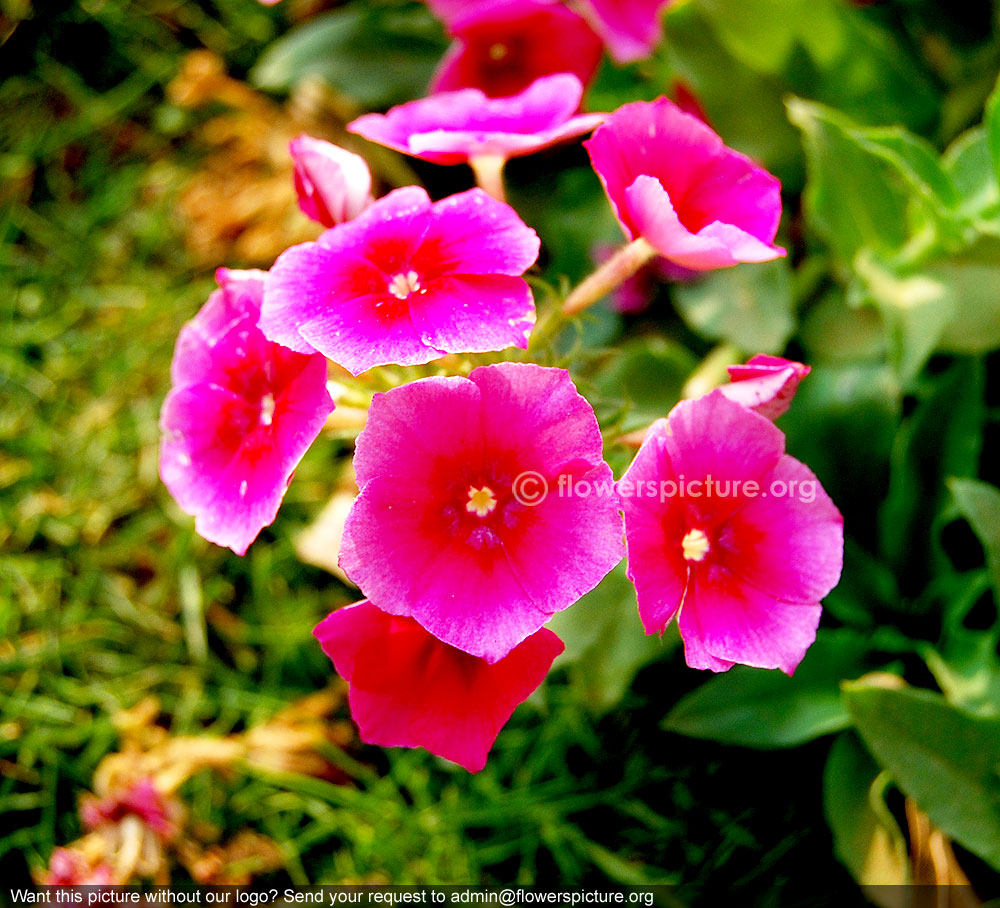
<box><xmin>619</xmin><ymin>391</ymin><xmax>843</xmax><ymax>674</ymax></box>
<box><xmin>431</xmin><ymin>0</ymin><xmax>603</xmax><ymax>99</ymax></box>
<box><xmin>340</xmin><ymin>362</ymin><xmax>625</xmax><ymax>663</ymax></box>
<box><xmin>159</xmin><ymin>269</ymin><xmax>335</xmax><ymax>555</ymax></box>
<box><xmin>260</xmin><ymin>186</ymin><xmax>539</xmax><ymax>375</ymax></box>
<box><xmin>42</xmin><ymin>849</ymin><xmax>115</xmax><ymax>885</ymax></box>
<box><xmin>348</xmin><ymin>74</ymin><xmax>604</xmax><ymax>166</ymax></box>
<box><xmin>574</xmin><ymin>0</ymin><xmax>674</xmax><ymax>63</ymax></box>
<box><xmin>585</xmin><ymin>97</ymin><xmax>785</xmax><ymax>271</ymax></box>
<box><xmin>289</xmin><ymin>134</ymin><xmax>373</xmax><ymax>228</ymax></box>
<box><xmin>314</xmin><ymin>601</ymin><xmax>564</xmax><ymax>772</ymax></box>
<box><xmin>720</xmin><ymin>354</ymin><xmax>810</xmax><ymax>421</ymax></box>
<box><xmin>80</xmin><ymin>778</ymin><xmax>176</xmax><ymax>840</ymax></box>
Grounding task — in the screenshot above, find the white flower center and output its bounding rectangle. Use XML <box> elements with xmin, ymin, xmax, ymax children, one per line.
<box><xmin>259</xmin><ymin>392</ymin><xmax>275</xmax><ymax>427</ymax></box>
<box><xmin>388</xmin><ymin>270</ymin><xmax>421</xmax><ymax>300</ymax></box>
<box><xmin>466</xmin><ymin>486</ymin><xmax>498</xmax><ymax>518</ymax></box>
<box><xmin>681</xmin><ymin>528</ymin><xmax>710</xmax><ymax>562</ymax></box>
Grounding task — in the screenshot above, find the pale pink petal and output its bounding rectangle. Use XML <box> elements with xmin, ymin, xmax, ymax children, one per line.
<box><xmin>574</xmin><ymin>0</ymin><xmax>672</xmax><ymax>62</ymax></box>
<box><xmin>289</xmin><ymin>134</ymin><xmax>373</xmax><ymax>227</ymax></box>
<box><xmin>721</xmin><ymin>354</ymin><xmax>810</xmax><ymax>420</ymax></box>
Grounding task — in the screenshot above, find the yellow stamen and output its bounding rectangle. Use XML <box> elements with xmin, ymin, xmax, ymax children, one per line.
<box><xmin>466</xmin><ymin>486</ymin><xmax>498</xmax><ymax>518</ymax></box>
<box><xmin>681</xmin><ymin>528</ymin><xmax>710</xmax><ymax>562</ymax></box>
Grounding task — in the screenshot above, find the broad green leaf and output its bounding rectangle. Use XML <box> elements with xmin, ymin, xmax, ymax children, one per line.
<box><xmin>788</xmin><ymin>99</ymin><xmax>916</xmax><ymax>271</ymax></box>
<box><xmin>823</xmin><ymin>733</ymin><xmax>910</xmax><ymax>888</ymax></box>
<box><xmin>672</xmin><ymin>258</ymin><xmax>794</xmax><ymax>352</ymax></box>
<box><xmin>250</xmin><ymin>6</ymin><xmax>447</xmax><ymax>108</ymax></box>
<box><xmin>943</xmin><ymin>126</ymin><xmax>1000</xmax><ymax>228</ymax></box>
<box><xmin>662</xmin><ymin>631</ymin><xmax>871</xmax><ymax>749</ymax></box>
<box><xmin>985</xmin><ymin>70</ymin><xmax>1000</xmax><ymax>185</ymax></box>
<box><xmin>930</xmin><ymin>238</ymin><xmax>1000</xmax><ymax>354</ymax></box>
<box><xmin>949</xmin><ymin>478</ymin><xmax>1000</xmax><ymax>597</ymax></box>
<box><xmin>843</xmin><ymin>681</ymin><xmax>1000</xmax><ymax>870</ymax></box>
<box><xmin>547</xmin><ymin>562</ymin><xmax>667</xmax><ymax>712</ymax></box>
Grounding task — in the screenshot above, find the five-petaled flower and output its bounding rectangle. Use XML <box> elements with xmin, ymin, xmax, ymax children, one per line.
<box><xmin>339</xmin><ymin>362</ymin><xmax>626</xmax><ymax>663</ymax></box>
<box><xmin>314</xmin><ymin>600</ymin><xmax>564</xmax><ymax>772</ymax></box>
<box><xmin>159</xmin><ymin>268</ymin><xmax>335</xmax><ymax>555</ymax></box>
<box><xmin>260</xmin><ymin>187</ymin><xmax>540</xmax><ymax>376</ymax></box>
<box><xmin>586</xmin><ymin>97</ymin><xmax>786</xmax><ymax>271</ymax></box>
<box><xmin>619</xmin><ymin>391</ymin><xmax>843</xmax><ymax>675</ymax></box>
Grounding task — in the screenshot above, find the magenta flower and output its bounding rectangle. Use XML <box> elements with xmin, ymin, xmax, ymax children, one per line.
<box><xmin>289</xmin><ymin>134</ymin><xmax>373</xmax><ymax>228</ymax></box>
<box><xmin>260</xmin><ymin>187</ymin><xmax>539</xmax><ymax>375</ymax></box>
<box><xmin>340</xmin><ymin>362</ymin><xmax>625</xmax><ymax>663</ymax></box>
<box><xmin>585</xmin><ymin>97</ymin><xmax>785</xmax><ymax>271</ymax></box>
<box><xmin>81</xmin><ymin>778</ymin><xmax>176</xmax><ymax>840</ymax></box>
<box><xmin>619</xmin><ymin>392</ymin><xmax>843</xmax><ymax>674</ymax></box>
<box><xmin>314</xmin><ymin>601</ymin><xmax>564</xmax><ymax>772</ymax></box>
<box><xmin>431</xmin><ymin>0</ymin><xmax>603</xmax><ymax>99</ymax></box>
<box><xmin>348</xmin><ymin>74</ymin><xmax>604</xmax><ymax>167</ymax></box>
<box><xmin>720</xmin><ymin>354</ymin><xmax>811</xmax><ymax>421</ymax></box>
<box><xmin>159</xmin><ymin>269</ymin><xmax>335</xmax><ymax>555</ymax></box>
<box><xmin>574</xmin><ymin>0</ymin><xmax>674</xmax><ymax>63</ymax></box>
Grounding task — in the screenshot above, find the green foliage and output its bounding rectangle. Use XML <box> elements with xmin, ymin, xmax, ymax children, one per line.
<box><xmin>843</xmin><ymin>682</ymin><xmax>1000</xmax><ymax>871</ymax></box>
<box><xmin>663</xmin><ymin>632</ymin><xmax>872</xmax><ymax>749</ymax></box>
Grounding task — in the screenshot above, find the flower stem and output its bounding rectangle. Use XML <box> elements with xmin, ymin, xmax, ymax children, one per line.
<box><xmin>469</xmin><ymin>155</ymin><xmax>507</xmax><ymax>203</ymax></box>
<box><xmin>562</xmin><ymin>238</ymin><xmax>658</xmax><ymax>316</ymax></box>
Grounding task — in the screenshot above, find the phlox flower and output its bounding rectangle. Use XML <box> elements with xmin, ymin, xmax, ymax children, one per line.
<box><xmin>720</xmin><ymin>354</ymin><xmax>810</xmax><ymax>421</ymax></box>
<box><xmin>340</xmin><ymin>362</ymin><xmax>625</xmax><ymax>663</ymax></box>
<box><xmin>314</xmin><ymin>601</ymin><xmax>564</xmax><ymax>772</ymax></box>
<box><xmin>159</xmin><ymin>269</ymin><xmax>335</xmax><ymax>555</ymax></box>
<box><xmin>619</xmin><ymin>392</ymin><xmax>843</xmax><ymax>675</ymax></box>
<box><xmin>80</xmin><ymin>778</ymin><xmax>177</xmax><ymax>840</ymax></box>
<box><xmin>585</xmin><ymin>97</ymin><xmax>785</xmax><ymax>271</ymax></box>
<box><xmin>348</xmin><ymin>73</ymin><xmax>604</xmax><ymax>167</ymax></box>
<box><xmin>289</xmin><ymin>134</ymin><xmax>373</xmax><ymax>228</ymax></box>
<box><xmin>431</xmin><ymin>0</ymin><xmax>603</xmax><ymax>99</ymax></box>
<box><xmin>261</xmin><ymin>187</ymin><xmax>539</xmax><ymax>375</ymax></box>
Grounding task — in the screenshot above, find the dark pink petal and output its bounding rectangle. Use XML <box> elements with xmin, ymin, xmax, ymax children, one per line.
<box><xmin>349</xmin><ymin>74</ymin><xmax>603</xmax><ymax>165</ymax></box>
<box><xmin>261</xmin><ymin>187</ymin><xmax>538</xmax><ymax>374</ymax></box>
<box><xmin>415</xmin><ymin>188</ymin><xmax>541</xmax><ymax>277</ymax></box>
<box><xmin>432</xmin><ymin>0</ymin><xmax>603</xmax><ymax>98</ymax></box>
<box><xmin>585</xmin><ymin>97</ymin><xmax>784</xmax><ymax>270</ymax></box>
<box><xmin>340</xmin><ymin>363</ymin><xmax>624</xmax><ymax>662</ymax></box>
<box><xmin>574</xmin><ymin>0</ymin><xmax>673</xmax><ymax>62</ymax></box>
<box><xmin>618</xmin><ymin>423</ymin><xmax>689</xmax><ymax>634</ymax></box>
<box><xmin>680</xmin><ymin>566</ymin><xmax>823</xmax><ymax>675</ymax></box>
<box><xmin>159</xmin><ymin>271</ymin><xmax>334</xmax><ymax>555</ymax></box>
<box><xmin>721</xmin><ymin>354</ymin><xmax>811</xmax><ymax>420</ymax></box>
<box><xmin>314</xmin><ymin>601</ymin><xmax>564</xmax><ymax>772</ymax></box>
<box><xmin>409</xmin><ymin>274</ymin><xmax>534</xmax><ymax>353</ymax></box>
<box><xmin>722</xmin><ymin>456</ymin><xmax>844</xmax><ymax>604</ymax></box>
<box><xmin>289</xmin><ymin>134</ymin><xmax>373</xmax><ymax>227</ymax></box>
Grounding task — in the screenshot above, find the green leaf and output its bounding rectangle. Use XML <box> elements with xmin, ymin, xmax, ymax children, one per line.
<box><xmin>943</xmin><ymin>126</ymin><xmax>1000</xmax><ymax>228</ymax></box>
<box><xmin>250</xmin><ymin>6</ymin><xmax>447</xmax><ymax>108</ymax></box>
<box><xmin>788</xmin><ymin>99</ymin><xmax>917</xmax><ymax>271</ymax></box>
<box><xmin>823</xmin><ymin>732</ymin><xmax>910</xmax><ymax>887</ymax></box>
<box><xmin>663</xmin><ymin>631</ymin><xmax>872</xmax><ymax>749</ymax></box>
<box><xmin>843</xmin><ymin>681</ymin><xmax>1000</xmax><ymax>870</ymax></box>
<box><xmin>985</xmin><ymin>70</ymin><xmax>1000</xmax><ymax>186</ymax></box>
<box><xmin>949</xmin><ymin>478</ymin><xmax>1000</xmax><ymax>597</ymax></box>
<box><xmin>547</xmin><ymin>562</ymin><xmax>667</xmax><ymax>712</ymax></box>
<box><xmin>672</xmin><ymin>258</ymin><xmax>794</xmax><ymax>352</ymax></box>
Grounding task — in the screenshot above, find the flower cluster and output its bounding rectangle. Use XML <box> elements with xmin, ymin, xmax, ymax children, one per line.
<box><xmin>160</xmin><ymin>3</ymin><xmax>843</xmax><ymax>773</ymax></box>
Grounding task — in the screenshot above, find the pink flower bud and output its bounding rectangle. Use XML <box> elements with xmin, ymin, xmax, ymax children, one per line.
<box><xmin>289</xmin><ymin>135</ymin><xmax>374</xmax><ymax>228</ymax></box>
